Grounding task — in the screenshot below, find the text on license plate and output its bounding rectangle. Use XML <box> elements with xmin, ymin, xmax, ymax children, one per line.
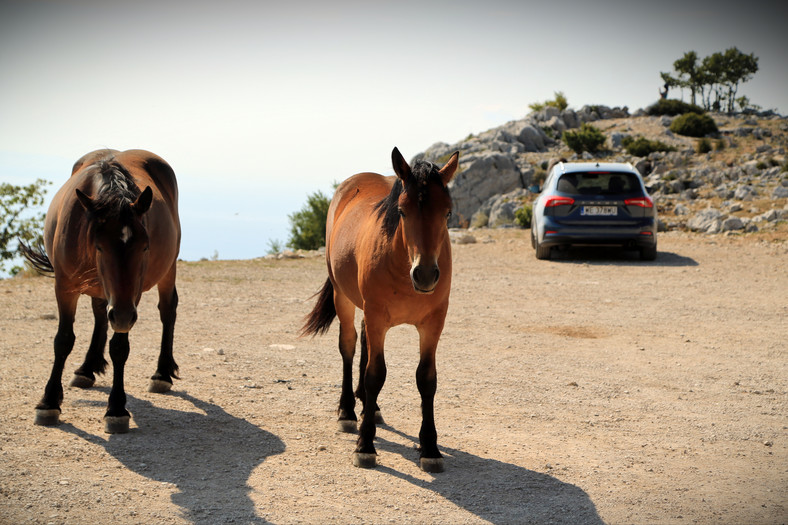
<box><xmin>581</xmin><ymin>206</ymin><xmax>618</xmax><ymax>216</ymax></box>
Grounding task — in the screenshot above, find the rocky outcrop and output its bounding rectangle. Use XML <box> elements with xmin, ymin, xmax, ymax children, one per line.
<box><xmin>414</xmin><ymin>105</ymin><xmax>788</xmax><ymax>234</ymax></box>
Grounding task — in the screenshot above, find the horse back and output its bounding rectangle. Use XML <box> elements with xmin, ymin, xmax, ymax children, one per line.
<box><xmin>45</xmin><ymin>149</ymin><xmax>180</xmax><ymax>294</ymax></box>
<box><xmin>326</xmin><ymin>173</ymin><xmax>394</xmax><ymax>307</ymax></box>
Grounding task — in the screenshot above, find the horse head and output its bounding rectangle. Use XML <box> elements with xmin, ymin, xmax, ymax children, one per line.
<box><xmin>391</xmin><ymin>147</ymin><xmax>459</xmax><ymax>294</ymax></box>
<box><xmin>76</xmin><ymin>185</ymin><xmax>153</xmax><ymax>333</ymax></box>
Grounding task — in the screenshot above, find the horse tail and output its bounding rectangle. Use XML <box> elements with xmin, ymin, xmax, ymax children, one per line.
<box><xmin>300</xmin><ymin>277</ymin><xmax>336</xmax><ymax>337</ymax></box>
<box><xmin>19</xmin><ymin>241</ymin><xmax>54</xmax><ymax>276</ymax></box>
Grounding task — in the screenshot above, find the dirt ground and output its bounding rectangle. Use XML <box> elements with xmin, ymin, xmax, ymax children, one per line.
<box><xmin>1</xmin><ymin>229</ymin><xmax>786</xmax><ymax>525</ymax></box>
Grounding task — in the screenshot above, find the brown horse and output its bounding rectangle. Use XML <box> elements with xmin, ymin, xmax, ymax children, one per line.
<box><xmin>22</xmin><ymin>149</ymin><xmax>181</xmax><ymax>434</ymax></box>
<box><xmin>302</xmin><ymin>147</ymin><xmax>459</xmax><ymax>472</ymax></box>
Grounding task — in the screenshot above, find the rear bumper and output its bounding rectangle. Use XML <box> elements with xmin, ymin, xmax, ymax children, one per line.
<box><xmin>539</xmin><ymin>218</ymin><xmax>657</xmax><ymax>249</ymax></box>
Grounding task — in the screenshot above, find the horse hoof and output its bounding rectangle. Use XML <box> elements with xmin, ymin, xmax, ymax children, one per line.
<box><xmin>104</xmin><ymin>416</ymin><xmax>130</xmax><ymax>434</ymax></box>
<box><xmin>69</xmin><ymin>374</ymin><xmax>95</xmax><ymax>389</ymax></box>
<box><xmin>352</xmin><ymin>452</ymin><xmax>377</xmax><ymax>469</ymax></box>
<box><xmin>420</xmin><ymin>457</ymin><xmax>445</xmax><ymax>473</ymax></box>
<box><xmin>374</xmin><ymin>410</ymin><xmax>384</xmax><ymax>425</ymax></box>
<box><xmin>148</xmin><ymin>379</ymin><xmax>172</xmax><ymax>393</ymax></box>
<box><xmin>34</xmin><ymin>409</ymin><xmax>60</xmax><ymax>426</ymax></box>
<box><xmin>337</xmin><ymin>419</ymin><xmax>357</xmax><ymax>433</ymax></box>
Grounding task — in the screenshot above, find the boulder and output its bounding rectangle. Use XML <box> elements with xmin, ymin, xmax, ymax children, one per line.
<box><xmin>734</xmin><ymin>185</ymin><xmax>758</xmax><ymax>200</ymax></box>
<box><xmin>448</xmin><ymin>153</ymin><xmax>524</xmax><ymax>226</ymax></box>
<box><xmin>487</xmin><ymin>189</ymin><xmax>530</xmax><ymax>226</ymax></box>
<box><xmin>687</xmin><ymin>207</ymin><xmax>723</xmax><ymax>233</ymax></box>
<box><xmin>721</xmin><ymin>217</ymin><xmax>745</xmax><ymax>231</ymax></box>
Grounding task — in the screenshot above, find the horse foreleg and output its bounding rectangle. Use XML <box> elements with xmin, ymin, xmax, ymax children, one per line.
<box><xmin>416</xmin><ymin>322</ymin><xmax>445</xmax><ymax>473</ymax></box>
<box><xmin>355</xmin><ymin>319</ymin><xmax>383</xmax><ymax>424</ymax></box>
<box><xmin>150</xmin><ymin>270</ymin><xmax>178</xmax><ymax>393</ymax></box>
<box><xmin>71</xmin><ymin>297</ymin><xmax>109</xmax><ymax>388</ymax></box>
<box><xmin>35</xmin><ymin>291</ymin><xmax>79</xmax><ymax>426</ymax></box>
<box><xmin>105</xmin><ymin>331</ymin><xmax>131</xmax><ymax>433</ymax></box>
<box><xmin>353</xmin><ymin>319</ymin><xmax>387</xmax><ymax>468</ymax></box>
<box><xmin>335</xmin><ymin>295</ymin><xmax>357</xmax><ymax>432</ymax></box>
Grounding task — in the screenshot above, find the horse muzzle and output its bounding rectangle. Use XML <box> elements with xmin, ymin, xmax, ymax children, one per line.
<box><xmin>410</xmin><ymin>261</ymin><xmax>440</xmax><ymax>294</ymax></box>
<box><xmin>107</xmin><ymin>305</ymin><xmax>138</xmax><ymax>333</ymax></box>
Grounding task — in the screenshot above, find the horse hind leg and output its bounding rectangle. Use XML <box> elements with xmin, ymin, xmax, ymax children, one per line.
<box><xmin>335</xmin><ymin>295</ymin><xmax>358</xmax><ymax>433</ymax></box>
<box><xmin>355</xmin><ymin>319</ymin><xmax>384</xmax><ymax>425</ymax></box>
<box><xmin>149</xmin><ymin>276</ymin><xmax>178</xmax><ymax>393</ymax></box>
<box><xmin>353</xmin><ymin>319</ymin><xmax>387</xmax><ymax>469</ymax></box>
<box><xmin>71</xmin><ymin>297</ymin><xmax>109</xmax><ymax>388</ymax></box>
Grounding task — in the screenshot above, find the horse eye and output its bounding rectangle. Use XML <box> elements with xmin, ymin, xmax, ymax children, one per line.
<box><xmin>144</xmin><ymin>244</ymin><xmax>150</xmax><ymax>252</ymax></box>
<box><xmin>446</xmin><ymin>211</ymin><xmax>452</xmax><ymax>220</ymax></box>
<box><xmin>398</xmin><ymin>208</ymin><xmax>405</xmax><ymax>218</ymax></box>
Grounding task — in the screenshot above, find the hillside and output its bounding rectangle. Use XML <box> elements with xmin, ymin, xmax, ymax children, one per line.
<box><xmin>415</xmin><ymin>104</ymin><xmax>788</xmax><ymax>235</ymax></box>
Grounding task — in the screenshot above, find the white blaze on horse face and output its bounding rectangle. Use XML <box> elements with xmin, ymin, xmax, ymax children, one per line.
<box><xmin>120</xmin><ymin>226</ymin><xmax>132</xmax><ymax>244</ymax></box>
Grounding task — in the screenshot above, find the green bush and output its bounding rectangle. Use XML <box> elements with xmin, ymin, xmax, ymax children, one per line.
<box><xmin>622</xmin><ymin>136</ymin><xmax>676</xmax><ymax>157</ymax></box>
<box><xmin>646</xmin><ymin>99</ymin><xmax>705</xmax><ymax>116</ymax></box>
<box><xmin>562</xmin><ymin>123</ymin><xmax>606</xmax><ymax>154</ymax></box>
<box><xmin>287</xmin><ymin>190</ymin><xmax>330</xmax><ymax>250</ymax></box>
<box><xmin>514</xmin><ymin>205</ymin><xmax>532</xmax><ymax>228</ymax></box>
<box><xmin>669</xmin><ymin>112</ymin><xmax>719</xmax><ymax>137</ymax></box>
<box><xmin>715</xmin><ymin>139</ymin><xmax>726</xmax><ymax>151</ymax></box>
<box><xmin>697</xmin><ymin>138</ymin><xmax>712</xmax><ymax>154</ymax></box>
<box><xmin>529</xmin><ymin>91</ymin><xmax>568</xmax><ymax>112</ymax></box>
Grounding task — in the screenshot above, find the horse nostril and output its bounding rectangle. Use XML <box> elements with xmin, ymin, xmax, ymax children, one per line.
<box><xmin>131</xmin><ymin>311</ymin><xmax>138</xmax><ymax>325</ymax></box>
<box><xmin>107</xmin><ymin>308</ymin><xmax>115</xmax><ymax>324</ymax></box>
<box><xmin>433</xmin><ymin>266</ymin><xmax>440</xmax><ymax>283</ymax></box>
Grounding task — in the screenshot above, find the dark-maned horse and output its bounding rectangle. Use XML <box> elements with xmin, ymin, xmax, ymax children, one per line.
<box><xmin>302</xmin><ymin>147</ymin><xmax>459</xmax><ymax>472</ymax></box>
<box><xmin>22</xmin><ymin>149</ymin><xmax>181</xmax><ymax>434</ymax></box>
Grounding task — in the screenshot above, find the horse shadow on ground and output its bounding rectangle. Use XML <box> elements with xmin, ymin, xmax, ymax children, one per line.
<box><xmin>374</xmin><ymin>425</ymin><xmax>605</xmax><ymax>525</ymax></box>
<box><xmin>57</xmin><ymin>390</ymin><xmax>284</xmax><ymax>524</ymax></box>
<box><xmin>549</xmin><ymin>245</ymin><xmax>698</xmax><ymax>267</ymax></box>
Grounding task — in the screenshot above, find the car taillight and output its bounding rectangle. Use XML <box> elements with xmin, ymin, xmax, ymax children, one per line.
<box><xmin>545</xmin><ymin>196</ymin><xmax>575</xmax><ymax>207</ymax></box>
<box><xmin>625</xmin><ymin>196</ymin><xmax>653</xmax><ymax>208</ymax></box>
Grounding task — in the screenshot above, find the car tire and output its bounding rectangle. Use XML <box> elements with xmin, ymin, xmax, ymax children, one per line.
<box><xmin>535</xmin><ymin>239</ymin><xmax>551</xmax><ymax>260</ymax></box>
<box><xmin>640</xmin><ymin>243</ymin><xmax>657</xmax><ymax>261</ymax></box>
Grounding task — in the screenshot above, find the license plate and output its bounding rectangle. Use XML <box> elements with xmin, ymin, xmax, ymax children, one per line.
<box><xmin>581</xmin><ymin>206</ymin><xmax>617</xmax><ymax>216</ymax></box>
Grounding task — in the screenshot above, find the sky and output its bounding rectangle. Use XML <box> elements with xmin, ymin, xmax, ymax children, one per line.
<box><xmin>2</xmin><ymin>0</ymin><xmax>786</xmax><ymax>263</ymax></box>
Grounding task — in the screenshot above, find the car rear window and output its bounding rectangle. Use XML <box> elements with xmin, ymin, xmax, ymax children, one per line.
<box><xmin>556</xmin><ymin>172</ymin><xmax>640</xmax><ymax>196</ymax></box>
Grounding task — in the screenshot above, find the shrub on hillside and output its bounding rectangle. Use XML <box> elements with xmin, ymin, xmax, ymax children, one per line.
<box><xmin>514</xmin><ymin>204</ymin><xmax>532</xmax><ymax>228</ymax></box>
<box><xmin>646</xmin><ymin>99</ymin><xmax>705</xmax><ymax>116</ymax></box>
<box><xmin>697</xmin><ymin>138</ymin><xmax>713</xmax><ymax>154</ymax></box>
<box><xmin>529</xmin><ymin>91</ymin><xmax>569</xmax><ymax>112</ymax></box>
<box><xmin>288</xmin><ymin>190</ymin><xmax>330</xmax><ymax>250</ymax></box>
<box><xmin>669</xmin><ymin>112</ymin><xmax>719</xmax><ymax>137</ymax></box>
<box><xmin>622</xmin><ymin>136</ymin><xmax>676</xmax><ymax>157</ymax></box>
<box><xmin>562</xmin><ymin>123</ymin><xmax>606</xmax><ymax>154</ymax></box>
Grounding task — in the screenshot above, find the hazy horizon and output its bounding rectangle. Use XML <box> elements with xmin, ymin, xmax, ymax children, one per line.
<box><xmin>2</xmin><ymin>0</ymin><xmax>786</xmax><ymax>264</ymax></box>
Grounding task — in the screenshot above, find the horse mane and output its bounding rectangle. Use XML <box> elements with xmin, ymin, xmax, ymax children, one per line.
<box><xmin>88</xmin><ymin>160</ymin><xmax>141</xmax><ymax>220</ymax></box>
<box><xmin>374</xmin><ymin>160</ymin><xmax>448</xmax><ymax>238</ymax></box>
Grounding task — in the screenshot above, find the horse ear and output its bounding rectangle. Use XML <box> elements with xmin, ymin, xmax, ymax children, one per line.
<box><xmin>75</xmin><ymin>189</ymin><xmax>95</xmax><ymax>213</ymax></box>
<box><xmin>391</xmin><ymin>147</ymin><xmax>412</xmax><ymax>182</ymax></box>
<box><xmin>132</xmin><ymin>186</ymin><xmax>153</xmax><ymax>215</ymax></box>
<box><xmin>438</xmin><ymin>151</ymin><xmax>460</xmax><ymax>185</ymax></box>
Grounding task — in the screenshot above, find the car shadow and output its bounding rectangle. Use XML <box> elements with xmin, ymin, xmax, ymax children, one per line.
<box><xmin>548</xmin><ymin>246</ymin><xmax>698</xmax><ymax>267</ymax></box>
<box><xmin>57</xmin><ymin>391</ymin><xmax>284</xmax><ymax>524</ymax></box>
<box><xmin>373</xmin><ymin>425</ymin><xmax>604</xmax><ymax>525</ymax></box>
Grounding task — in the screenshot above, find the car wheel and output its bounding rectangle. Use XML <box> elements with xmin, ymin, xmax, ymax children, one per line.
<box><xmin>535</xmin><ymin>239</ymin><xmax>551</xmax><ymax>260</ymax></box>
<box><xmin>640</xmin><ymin>243</ymin><xmax>657</xmax><ymax>261</ymax></box>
